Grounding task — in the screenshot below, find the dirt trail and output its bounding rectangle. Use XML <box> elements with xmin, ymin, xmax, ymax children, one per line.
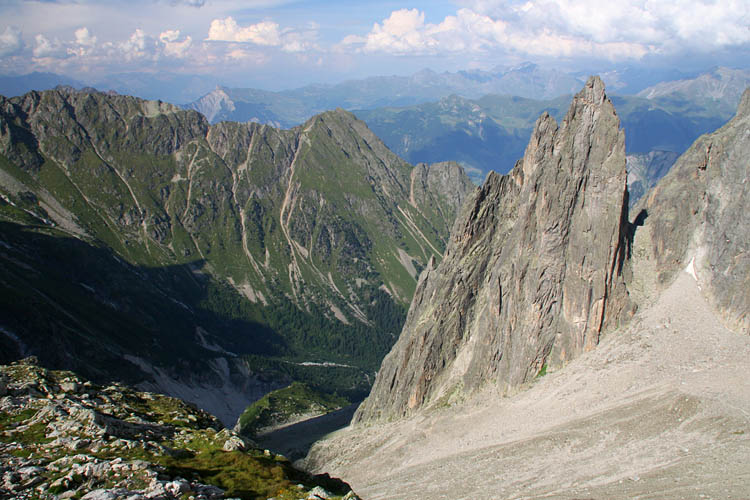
<box><xmin>305</xmin><ymin>270</ymin><xmax>750</xmax><ymax>499</ymax></box>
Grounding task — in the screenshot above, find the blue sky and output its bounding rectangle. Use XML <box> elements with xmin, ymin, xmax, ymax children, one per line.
<box><xmin>0</xmin><ymin>0</ymin><xmax>748</xmax><ymax>90</ymax></box>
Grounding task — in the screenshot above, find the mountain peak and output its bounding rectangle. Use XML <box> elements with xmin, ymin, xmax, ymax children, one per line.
<box><xmin>353</xmin><ymin>77</ymin><xmax>633</xmax><ymax>423</ymax></box>
<box><xmin>578</xmin><ymin>75</ymin><xmax>607</xmax><ymax>105</ymax></box>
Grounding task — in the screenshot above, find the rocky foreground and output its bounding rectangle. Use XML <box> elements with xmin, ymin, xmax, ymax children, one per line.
<box><xmin>0</xmin><ymin>357</ymin><xmax>358</xmax><ymax>500</ymax></box>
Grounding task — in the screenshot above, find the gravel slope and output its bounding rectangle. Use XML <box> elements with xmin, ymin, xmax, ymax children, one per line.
<box><xmin>305</xmin><ymin>270</ymin><xmax>750</xmax><ymax>499</ymax></box>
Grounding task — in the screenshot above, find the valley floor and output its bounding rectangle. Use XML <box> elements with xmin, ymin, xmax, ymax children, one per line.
<box><xmin>304</xmin><ymin>270</ymin><xmax>750</xmax><ymax>499</ymax></box>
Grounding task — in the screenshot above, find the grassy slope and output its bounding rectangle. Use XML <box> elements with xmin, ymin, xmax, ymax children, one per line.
<box><xmin>0</xmin><ymin>90</ymin><xmax>466</xmax><ymax>404</ymax></box>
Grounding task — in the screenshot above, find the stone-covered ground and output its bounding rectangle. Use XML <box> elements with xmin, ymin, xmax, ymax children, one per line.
<box><xmin>0</xmin><ymin>357</ymin><xmax>358</xmax><ymax>500</ymax></box>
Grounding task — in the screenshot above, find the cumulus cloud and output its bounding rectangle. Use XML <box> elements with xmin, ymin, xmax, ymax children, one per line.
<box><xmin>159</xmin><ymin>29</ymin><xmax>192</xmax><ymax>58</ymax></box>
<box><xmin>343</xmin><ymin>1</ymin><xmax>750</xmax><ymax>60</ymax></box>
<box><xmin>206</xmin><ymin>16</ymin><xmax>319</xmax><ymax>53</ymax></box>
<box><xmin>33</xmin><ymin>34</ymin><xmax>68</xmax><ymax>59</ymax></box>
<box><xmin>0</xmin><ymin>26</ymin><xmax>24</xmax><ymax>57</ymax></box>
<box><xmin>119</xmin><ymin>28</ymin><xmax>150</xmax><ymax>60</ymax></box>
<box><xmin>207</xmin><ymin>17</ymin><xmax>281</xmax><ymax>46</ymax></box>
<box><xmin>68</xmin><ymin>27</ymin><xmax>97</xmax><ymax>57</ymax></box>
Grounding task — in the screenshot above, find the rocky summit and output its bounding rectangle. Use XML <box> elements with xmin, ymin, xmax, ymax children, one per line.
<box><xmin>355</xmin><ymin>76</ymin><xmax>634</xmax><ymax>423</ymax></box>
<box><xmin>0</xmin><ymin>357</ymin><xmax>359</xmax><ymax>500</ymax></box>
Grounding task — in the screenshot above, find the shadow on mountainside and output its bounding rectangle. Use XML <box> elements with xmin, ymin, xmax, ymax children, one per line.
<box><xmin>0</xmin><ymin>220</ymin><xmax>287</xmax><ymax>386</ymax></box>
<box><xmin>255</xmin><ymin>404</ymin><xmax>359</xmax><ymax>463</ymax></box>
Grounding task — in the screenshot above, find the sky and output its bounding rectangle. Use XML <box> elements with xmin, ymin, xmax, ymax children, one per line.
<box><xmin>0</xmin><ymin>0</ymin><xmax>748</xmax><ymax>91</ymax></box>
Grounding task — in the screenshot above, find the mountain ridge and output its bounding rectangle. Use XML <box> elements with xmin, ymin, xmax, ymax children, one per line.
<box><xmin>0</xmin><ymin>87</ymin><xmax>473</xmax><ymax>424</ymax></box>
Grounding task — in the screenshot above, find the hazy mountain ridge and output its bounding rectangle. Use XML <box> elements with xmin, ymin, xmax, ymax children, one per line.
<box><xmin>357</xmin><ymin>90</ymin><xmax>732</xmax><ymax>188</ymax></box>
<box><xmin>0</xmin><ymin>87</ymin><xmax>472</xmax><ymax>423</ymax></box>
<box><xmin>185</xmin><ymin>64</ymin><xmax>585</xmax><ymax>129</ymax></box>
<box><xmin>637</xmin><ymin>67</ymin><xmax>750</xmax><ymax>113</ymax></box>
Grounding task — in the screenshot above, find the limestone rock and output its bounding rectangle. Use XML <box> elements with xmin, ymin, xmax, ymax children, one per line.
<box><xmin>355</xmin><ymin>77</ymin><xmax>634</xmax><ymax>422</ymax></box>
<box><xmin>635</xmin><ymin>87</ymin><xmax>750</xmax><ymax>333</ymax></box>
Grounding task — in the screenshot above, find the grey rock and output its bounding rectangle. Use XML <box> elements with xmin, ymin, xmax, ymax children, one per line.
<box><xmin>307</xmin><ymin>486</ymin><xmax>332</xmax><ymax>499</ymax></box>
<box><xmin>164</xmin><ymin>479</ymin><xmax>190</xmax><ymax>496</ymax></box>
<box><xmin>635</xmin><ymin>87</ymin><xmax>750</xmax><ymax>334</ymax></box>
<box><xmin>81</xmin><ymin>489</ymin><xmax>117</xmax><ymax>500</ymax></box>
<box><xmin>355</xmin><ymin>77</ymin><xmax>635</xmax><ymax>422</ymax></box>
<box><xmin>222</xmin><ymin>435</ymin><xmax>247</xmax><ymax>452</ymax></box>
<box><xmin>59</xmin><ymin>381</ymin><xmax>81</xmax><ymax>393</ymax></box>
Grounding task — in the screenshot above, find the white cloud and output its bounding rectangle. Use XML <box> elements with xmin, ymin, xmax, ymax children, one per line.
<box><xmin>343</xmin><ymin>1</ymin><xmax>750</xmax><ymax>61</ymax></box>
<box><xmin>119</xmin><ymin>28</ymin><xmax>151</xmax><ymax>60</ymax></box>
<box><xmin>463</xmin><ymin>0</ymin><xmax>750</xmax><ymax>53</ymax></box>
<box><xmin>159</xmin><ymin>29</ymin><xmax>192</xmax><ymax>58</ymax></box>
<box><xmin>226</xmin><ymin>47</ymin><xmax>270</xmax><ymax>65</ymax></box>
<box><xmin>206</xmin><ymin>17</ymin><xmax>281</xmax><ymax>46</ymax></box>
<box><xmin>361</xmin><ymin>9</ymin><xmax>437</xmax><ymax>54</ymax></box>
<box><xmin>68</xmin><ymin>27</ymin><xmax>97</xmax><ymax>57</ymax></box>
<box><xmin>74</xmin><ymin>27</ymin><xmax>96</xmax><ymax>47</ymax></box>
<box><xmin>279</xmin><ymin>23</ymin><xmax>319</xmax><ymax>53</ymax></box>
<box><xmin>33</xmin><ymin>34</ymin><xmax>68</xmax><ymax>59</ymax></box>
<box><xmin>0</xmin><ymin>26</ymin><xmax>24</xmax><ymax>57</ymax></box>
<box><xmin>206</xmin><ymin>16</ymin><xmax>319</xmax><ymax>53</ymax></box>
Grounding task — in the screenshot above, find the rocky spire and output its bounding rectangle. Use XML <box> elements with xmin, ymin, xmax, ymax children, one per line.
<box><xmin>354</xmin><ymin>76</ymin><xmax>634</xmax><ymax>423</ymax></box>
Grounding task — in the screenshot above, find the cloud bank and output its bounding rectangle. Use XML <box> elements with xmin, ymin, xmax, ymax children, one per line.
<box><xmin>206</xmin><ymin>16</ymin><xmax>318</xmax><ymax>53</ymax></box>
<box><xmin>341</xmin><ymin>0</ymin><xmax>750</xmax><ymax>61</ymax></box>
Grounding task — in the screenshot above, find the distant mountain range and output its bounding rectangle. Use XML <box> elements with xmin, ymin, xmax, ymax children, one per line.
<box><xmin>357</xmin><ymin>90</ymin><xmax>733</xmax><ymax>187</ymax></box>
<box><xmin>185</xmin><ymin>64</ymin><xmax>587</xmax><ymax>128</ymax></box>
<box><xmin>181</xmin><ymin>66</ymin><xmax>747</xmax><ymax>191</ymax></box>
<box><xmin>0</xmin><ymin>71</ymin><xmax>219</xmax><ymax>104</ymax></box>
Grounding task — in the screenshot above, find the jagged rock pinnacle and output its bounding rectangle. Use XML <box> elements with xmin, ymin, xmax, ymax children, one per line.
<box><xmin>354</xmin><ymin>76</ymin><xmax>634</xmax><ymax>423</ymax></box>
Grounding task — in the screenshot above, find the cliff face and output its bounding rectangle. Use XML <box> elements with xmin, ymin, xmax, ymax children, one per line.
<box><xmin>355</xmin><ymin>77</ymin><xmax>634</xmax><ymax>422</ymax></box>
<box><xmin>636</xmin><ymin>88</ymin><xmax>750</xmax><ymax>334</ymax></box>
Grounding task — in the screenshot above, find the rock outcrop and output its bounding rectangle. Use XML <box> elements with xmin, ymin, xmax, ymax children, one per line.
<box><xmin>635</xmin><ymin>87</ymin><xmax>750</xmax><ymax>334</ymax></box>
<box><xmin>354</xmin><ymin>77</ymin><xmax>634</xmax><ymax>422</ymax></box>
<box><xmin>0</xmin><ymin>357</ymin><xmax>359</xmax><ymax>499</ymax></box>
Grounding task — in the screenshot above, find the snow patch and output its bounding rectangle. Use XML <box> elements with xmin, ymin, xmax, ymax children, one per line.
<box><xmin>397</xmin><ymin>248</ymin><xmax>418</xmax><ymax>279</ymax></box>
<box><xmin>292</xmin><ymin>361</ymin><xmax>354</xmax><ymax>368</ymax></box>
<box><xmin>685</xmin><ymin>256</ymin><xmax>699</xmax><ymax>281</ymax></box>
